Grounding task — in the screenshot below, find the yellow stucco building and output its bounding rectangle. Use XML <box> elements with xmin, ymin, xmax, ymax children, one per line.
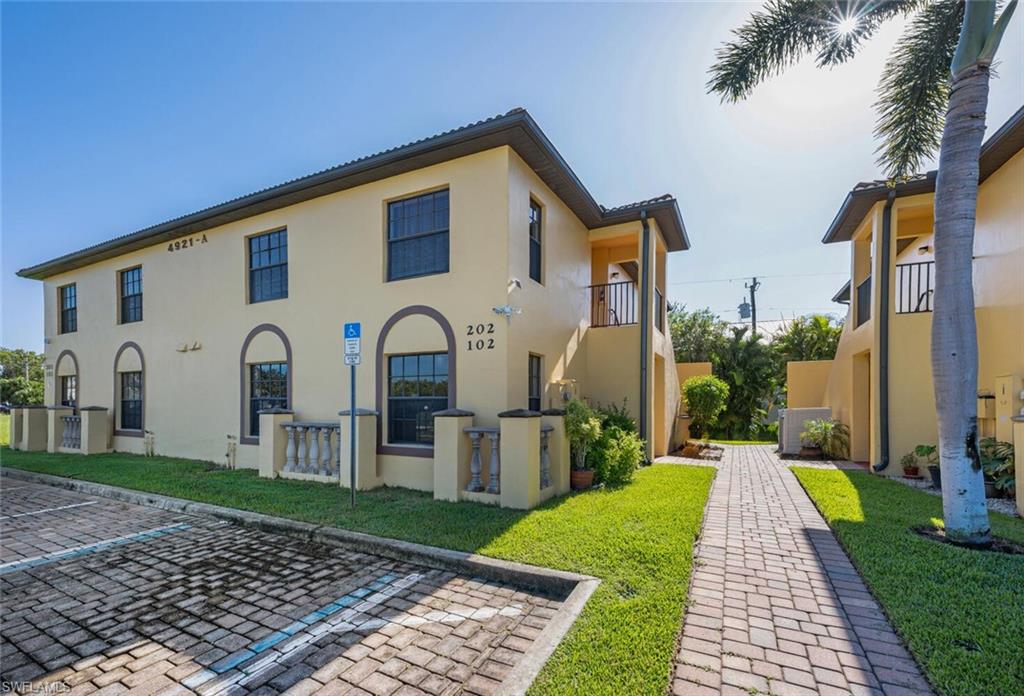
<box><xmin>15</xmin><ymin>109</ymin><xmax>689</xmax><ymax>503</ymax></box>
<box><xmin>789</xmin><ymin>106</ymin><xmax>1024</xmax><ymax>485</ymax></box>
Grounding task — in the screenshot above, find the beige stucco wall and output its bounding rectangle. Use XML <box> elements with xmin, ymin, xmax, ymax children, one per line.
<box><xmin>786</xmin><ymin>360</ymin><xmax>833</xmax><ymax>409</ymax></box>
<box><xmin>822</xmin><ymin>147</ymin><xmax>1024</xmax><ymax>471</ymax></box>
<box><xmin>38</xmin><ymin>143</ymin><xmax>682</xmax><ymax>482</ymax></box>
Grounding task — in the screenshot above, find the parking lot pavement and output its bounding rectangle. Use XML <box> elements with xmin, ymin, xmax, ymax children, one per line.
<box><xmin>0</xmin><ymin>479</ymin><xmax>564</xmax><ymax>695</ymax></box>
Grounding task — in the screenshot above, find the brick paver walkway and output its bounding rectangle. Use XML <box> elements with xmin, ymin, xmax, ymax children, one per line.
<box><xmin>670</xmin><ymin>446</ymin><xmax>932</xmax><ymax>696</ymax></box>
<box><xmin>1</xmin><ymin>479</ymin><xmax>563</xmax><ymax>695</ymax></box>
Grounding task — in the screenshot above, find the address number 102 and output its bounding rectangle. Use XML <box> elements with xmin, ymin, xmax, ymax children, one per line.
<box><xmin>466</xmin><ymin>323</ymin><xmax>495</xmax><ymax>351</ymax></box>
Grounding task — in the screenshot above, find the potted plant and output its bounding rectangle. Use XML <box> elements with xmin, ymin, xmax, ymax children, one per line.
<box><xmin>799</xmin><ymin>418</ymin><xmax>850</xmax><ymax>460</ymax></box>
<box><xmin>916</xmin><ymin>444</ymin><xmax>940</xmax><ymax>488</ymax></box>
<box><xmin>900</xmin><ymin>452</ymin><xmax>920</xmax><ymax>478</ymax></box>
<box><xmin>980</xmin><ymin>437</ymin><xmax>1015</xmax><ymax>498</ymax></box>
<box><xmin>565</xmin><ymin>398</ymin><xmax>602</xmax><ymax>490</ymax></box>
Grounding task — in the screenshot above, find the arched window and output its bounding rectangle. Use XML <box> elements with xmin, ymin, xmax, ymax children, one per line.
<box><xmin>54</xmin><ymin>350</ymin><xmax>79</xmax><ymax>412</ymax></box>
<box><xmin>239</xmin><ymin>324</ymin><xmax>292</xmax><ymax>444</ymax></box>
<box><xmin>113</xmin><ymin>342</ymin><xmax>145</xmax><ymax>436</ymax></box>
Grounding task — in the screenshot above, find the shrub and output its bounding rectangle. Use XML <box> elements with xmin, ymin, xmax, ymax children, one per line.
<box><xmin>589</xmin><ymin>426</ymin><xmax>644</xmax><ymax>486</ymax></box>
<box><xmin>799</xmin><ymin>418</ymin><xmax>850</xmax><ymax>459</ymax></box>
<box><xmin>564</xmin><ymin>398</ymin><xmax>603</xmax><ymax>471</ymax></box>
<box><xmin>681</xmin><ymin>375</ymin><xmax>729</xmax><ymax>438</ymax></box>
<box><xmin>593</xmin><ymin>399</ymin><xmax>637</xmax><ymax>434</ymax></box>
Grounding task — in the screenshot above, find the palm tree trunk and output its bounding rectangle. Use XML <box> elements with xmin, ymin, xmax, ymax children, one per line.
<box><xmin>930</xmin><ymin>63</ymin><xmax>991</xmax><ymax>545</ymax></box>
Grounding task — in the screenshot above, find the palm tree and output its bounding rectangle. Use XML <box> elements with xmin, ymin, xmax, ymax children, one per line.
<box><xmin>708</xmin><ymin>0</ymin><xmax>1017</xmax><ymax>545</ymax></box>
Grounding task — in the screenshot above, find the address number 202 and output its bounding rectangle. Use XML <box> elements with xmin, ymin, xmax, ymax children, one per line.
<box><xmin>466</xmin><ymin>323</ymin><xmax>495</xmax><ymax>351</ymax></box>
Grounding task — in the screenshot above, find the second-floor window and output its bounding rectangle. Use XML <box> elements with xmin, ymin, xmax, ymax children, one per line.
<box><xmin>249</xmin><ymin>229</ymin><xmax>288</xmax><ymax>303</ymax></box>
<box><xmin>387</xmin><ymin>189</ymin><xmax>449</xmax><ymax>281</ymax></box>
<box><xmin>529</xmin><ymin>199</ymin><xmax>542</xmax><ymax>283</ymax></box>
<box><xmin>120</xmin><ymin>267</ymin><xmax>143</xmax><ymax>323</ymax></box>
<box><xmin>528</xmin><ymin>354</ymin><xmax>542</xmax><ymax>412</ymax></box>
<box><xmin>59</xmin><ymin>284</ymin><xmax>77</xmax><ymax>334</ymax></box>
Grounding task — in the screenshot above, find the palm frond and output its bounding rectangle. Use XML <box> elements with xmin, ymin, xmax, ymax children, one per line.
<box><xmin>708</xmin><ymin>0</ymin><xmax>922</xmax><ymax>102</ymax></box>
<box><xmin>874</xmin><ymin>0</ymin><xmax>963</xmax><ymax>179</ymax></box>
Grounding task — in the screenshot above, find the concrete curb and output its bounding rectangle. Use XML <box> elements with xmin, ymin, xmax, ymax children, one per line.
<box><xmin>1</xmin><ymin>467</ymin><xmax>599</xmax><ymax>695</ymax></box>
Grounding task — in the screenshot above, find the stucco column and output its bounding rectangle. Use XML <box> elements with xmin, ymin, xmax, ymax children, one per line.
<box><xmin>541</xmin><ymin>409</ymin><xmax>570</xmax><ymax>496</ymax></box>
<box><xmin>258</xmin><ymin>409</ymin><xmax>294</xmax><ymax>479</ymax></box>
<box><xmin>339</xmin><ymin>409</ymin><xmax>380</xmax><ymax>491</ymax></box>
<box><xmin>499</xmin><ymin>409</ymin><xmax>541</xmax><ymax>510</ymax></box>
<box><xmin>9</xmin><ymin>408</ymin><xmax>24</xmax><ymax>450</ymax></box>
<box><xmin>1013</xmin><ymin>417</ymin><xmax>1024</xmax><ymax>517</ymax></box>
<box><xmin>21</xmin><ymin>406</ymin><xmax>48</xmax><ymax>451</ymax></box>
<box><xmin>79</xmin><ymin>407</ymin><xmax>110</xmax><ymax>455</ymax></box>
<box><xmin>47</xmin><ymin>406</ymin><xmax>73</xmax><ymax>453</ymax></box>
<box><xmin>432</xmin><ymin>409</ymin><xmax>475</xmax><ymax>502</ymax></box>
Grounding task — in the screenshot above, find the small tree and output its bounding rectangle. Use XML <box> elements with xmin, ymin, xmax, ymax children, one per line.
<box><xmin>564</xmin><ymin>398</ymin><xmax>603</xmax><ymax>471</ymax></box>
<box><xmin>682</xmin><ymin>375</ymin><xmax>730</xmax><ymax>439</ymax></box>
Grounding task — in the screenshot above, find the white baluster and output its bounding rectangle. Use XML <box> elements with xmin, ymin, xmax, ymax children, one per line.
<box><xmin>295</xmin><ymin>426</ymin><xmax>307</xmax><ymax>473</ymax></box>
<box><xmin>540</xmin><ymin>428</ymin><xmax>552</xmax><ymax>489</ymax></box>
<box><xmin>334</xmin><ymin>427</ymin><xmax>341</xmax><ymax>471</ymax></box>
<box><xmin>60</xmin><ymin>417</ymin><xmax>70</xmax><ymax>448</ymax></box>
<box><xmin>486</xmin><ymin>431</ymin><xmax>501</xmax><ymax>494</ymax></box>
<box><xmin>284</xmin><ymin>425</ymin><xmax>297</xmax><ymax>472</ymax></box>
<box><xmin>309</xmin><ymin>427</ymin><xmax>320</xmax><ymax>475</ymax></box>
<box><xmin>467</xmin><ymin>431</ymin><xmax>483</xmax><ymax>492</ymax></box>
<box><xmin>320</xmin><ymin>427</ymin><xmax>333</xmax><ymax>476</ymax></box>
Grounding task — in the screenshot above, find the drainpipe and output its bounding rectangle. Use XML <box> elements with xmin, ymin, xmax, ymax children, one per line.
<box><xmin>639</xmin><ymin>210</ymin><xmax>651</xmax><ymax>451</ymax></box>
<box><xmin>873</xmin><ymin>191</ymin><xmax>896</xmax><ymax>473</ymax></box>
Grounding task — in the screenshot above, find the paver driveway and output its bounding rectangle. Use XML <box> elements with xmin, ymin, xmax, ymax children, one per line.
<box><xmin>669</xmin><ymin>446</ymin><xmax>932</xmax><ymax>696</ymax></box>
<box><xmin>0</xmin><ymin>478</ymin><xmax>563</xmax><ymax>695</ymax></box>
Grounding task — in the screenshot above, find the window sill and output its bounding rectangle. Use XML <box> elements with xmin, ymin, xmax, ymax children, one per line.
<box><xmin>386</xmin><ymin>269</ymin><xmax>450</xmax><ymax>283</ymax></box>
<box><xmin>240</xmin><ymin>436</ymin><xmax>259</xmax><ymax>446</ymax></box>
<box><xmin>247</xmin><ymin>295</ymin><xmax>289</xmax><ymax>305</ymax></box>
<box><xmin>378</xmin><ymin>443</ymin><xmax>433</xmax><ymax>458</ymax></box>
<box><xmin>114</xmin><ymin>429</ymin><xmax>144</xmax><ymax>438</ymax></box>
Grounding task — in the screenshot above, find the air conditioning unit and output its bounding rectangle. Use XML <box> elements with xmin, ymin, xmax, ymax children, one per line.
<box><xmin>778</xmin><ymin>407</ymin><xmax>832</xmax><ymax>455</ymax></box>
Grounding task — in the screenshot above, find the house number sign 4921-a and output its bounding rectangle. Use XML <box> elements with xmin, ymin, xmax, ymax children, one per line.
<box><xmin>466</xmin><ymin>322</ymin><xmax>495</xmax><ymax>351</ymax></box>
<box><xmin>167</xmin><ymin>234</ymin><xmax>208</xmax><ymax>252</ymax></box>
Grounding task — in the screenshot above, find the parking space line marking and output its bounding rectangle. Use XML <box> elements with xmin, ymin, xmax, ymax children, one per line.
<box><xmin>0</xmin><ymin>500</ymin><xmax>99</xmax><ymax>519</ymax></box>
<box><xmin>0</xmin><ymin>522</ymin><xmax>191</xmax><ymax>575</ymax></box>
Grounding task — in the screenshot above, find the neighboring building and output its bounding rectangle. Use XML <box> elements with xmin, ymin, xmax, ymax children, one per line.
<box><xmin>789</xmin><ymin>106</ymin><xmax>1024</xmax><ymax>472</ymax></box>
<box><xmin>17</xmin><ymin>108</ymin><xmax>690</xmax><ymax>484</ymax></box>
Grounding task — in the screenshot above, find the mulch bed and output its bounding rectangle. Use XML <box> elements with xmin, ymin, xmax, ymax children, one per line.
<box><xmin>912</xmin><ymin>524</ymin><xmax>1024</xmax><ymax>555</ymax></box>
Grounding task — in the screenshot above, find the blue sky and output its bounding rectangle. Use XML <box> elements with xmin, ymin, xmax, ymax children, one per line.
<box><xmin>3</xmin><ymin>2</ymin><xmax>1022</xmax><ymax>351</ymax></box>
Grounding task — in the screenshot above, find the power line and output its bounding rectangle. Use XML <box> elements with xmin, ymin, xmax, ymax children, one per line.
<box><xmin>668</xmin><ymin>271</ymin><xmax>846</xmax><ymax>286</ymax></box>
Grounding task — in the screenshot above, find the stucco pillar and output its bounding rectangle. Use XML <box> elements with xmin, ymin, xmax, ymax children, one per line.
<box><xmin>47</xmin><ymin>406</ymin><xmax>73</xmax><ymax>453</ymax></box>
<box><xmin>258</xmin><ymin>409</ymin><xmax>294</xmax><ymax>479</ymax></box>
<box><xmin>541</xmin><ymin>409</ymin><xmax>570</xmax><ymax>497</ymax></box>
<box><xmin>432</xmin><ymin>409</ymin><xmax>475</xmax><ymax>502</ymax></box>
<box><xmin>9</xmin><ymin>408</ymin><xmax>24</xmax><ymax>450</ymax></box>
<box><xmin>339</xmin><ymin>409</ymin><xmax>380</xmax><ymax>491</ymax></box>
<box><xmin>499</xmin><ymin>409</ymin><xmax>541</xmax><ymax>510</ymax></box>
<box><xmin>79</xmin><ymin>407</ymin><xmax>110</xmax><ymax>455</ymax></box>
<box><xmin>1013</xmin><ymin>417</ymin><xmax>1024</xmax><ymax>517</ymax></box>
<box><xmin>21</xmin><ymin>406</ymin><xmax>48</xmax><ymax>451</ymax></box>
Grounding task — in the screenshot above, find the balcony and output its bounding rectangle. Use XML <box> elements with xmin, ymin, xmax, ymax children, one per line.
<box><xmin>856</xmin><ymin>276</ymin><xmax>871</xmax><ymax>327</ymax></box>
<box><xmin>896</xmin><ymin>261</ymin><xmax>934</xmax><ymax>314</ymax></box>
<box><xmin>589</xmin><ymin>281</ymin><xmax>637</xmax><ymax>327</ymax></box>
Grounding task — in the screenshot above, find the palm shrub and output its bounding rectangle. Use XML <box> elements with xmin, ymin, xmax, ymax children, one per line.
<box><xmin>799</xmin><ymin>418</ymin><xmax>851</xmax><ymax>460</ymax></box>
<box><xmin>564</xmin><ymin>398</ymin><xmax>602</xmax><ymax>471</ymax></box>
<box><xmin>681</xmin><ymin>375</ymin><xmax>730</xmax><ymax>439</ymax></box>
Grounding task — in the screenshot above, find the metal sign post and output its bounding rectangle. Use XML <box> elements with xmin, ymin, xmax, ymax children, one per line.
<box><xmin>343</xmin><ymin>322</ymin><xmax>361</xmax><ymax>508</ymax></box>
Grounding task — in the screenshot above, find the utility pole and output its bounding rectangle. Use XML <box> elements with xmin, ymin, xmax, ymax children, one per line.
<box><xmin>745</xmin><ymin>277</ymin><xmax>761</xmax><ymax>335</ymax></box>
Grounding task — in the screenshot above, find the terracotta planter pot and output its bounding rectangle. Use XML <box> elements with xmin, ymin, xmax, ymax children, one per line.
<box><xmin>903</xmin><ymin>466</ymin><xmax>920</xmax><ymax>478</ymax></box>
<box><xmin>799</xmin><ymin>446</ymin><xmax>822</xmax><ymax>459</ymax></box>
<box><xmin>571</xmin><ymin>469</ymin><xmax>595</xmax><ymax>491</ymax></box>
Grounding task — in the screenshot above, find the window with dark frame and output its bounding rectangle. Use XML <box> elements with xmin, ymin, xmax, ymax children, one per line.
<box><xmin>248</xmin><ymin>229</ymin><xmax>288</xmax><ymax>303</ymax></box>
<box><xmin>529</xmin><ymin>199</ymin><xmax>542</xmax><ymax>283</ymax></box>
<box><xmin>387</xmin><ymin>190</ymin><xmax>449</xmax><ymax>281</ymax></box>
<box><xmin>59</xmin><ymin>284</ymin><xmax>77</xmax><ymax>334</ymax></box>
<box><xmin>120</xmin><ymin>267</ymin><xmax>143</xmax><ymax>323</ymax></box>
<box><xmin>249</xmin><ymin>362</ymin><xmax>288</xmax><ymax>437</ymax></box>
<box><xmin>61</xmin><ymin>375</ymin><xmax>77</xmax><ymax>409</ymax></box>
<box><xmin>387</xmin><ymin>352</ymin><xmax>448</xmax><ymax>445</ymax></box>
<box><xmin>528</xmin><ymin>354</ymin><xmax>542</xmax><ymax>412</ymax></box>
<box><xmin>120</xmin><ymin>371</ymin><xmax>143</xmax><ymax>430</ymax></box>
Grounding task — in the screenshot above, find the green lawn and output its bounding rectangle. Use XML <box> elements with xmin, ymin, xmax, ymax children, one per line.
<box><xmin>793</xmin><ymin>468</ymin><xmax>1024</xmax><ymax>696</ymax></box>
<box><xmin>0</xmin><ymin>413</ymin><xmax>9</xmax><ymax>446</ymax></box>
<box><xmin>1</xmin><ymin>448</ymin><xmax>713</xmax><ymax>696</ymax></box>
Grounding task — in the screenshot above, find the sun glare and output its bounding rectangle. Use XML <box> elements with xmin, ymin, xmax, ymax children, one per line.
<box><xmin>836</xmin><ymin>15</ymin><xmax>859</xmax><ymax>36</ymax></box>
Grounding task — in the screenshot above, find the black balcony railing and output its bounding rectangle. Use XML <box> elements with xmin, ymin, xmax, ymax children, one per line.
<box><xmin>896</xmin><ymin>261</ymin><xmax>934</xmax><ymax>314</ymax></box>
<box><xmin>856</xmin><ymin>276</ymin><xmax>872</xmax><ymax>327</ymax></box>
<box><xmin>655</xmin><ymin>288</ymin><xmax>665</xmax><ymax>333</ymax></box>
<box><xmin>590</xmin><ymin>281</ymin><xmax>637</xmax><ymax>327</ymax></box>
